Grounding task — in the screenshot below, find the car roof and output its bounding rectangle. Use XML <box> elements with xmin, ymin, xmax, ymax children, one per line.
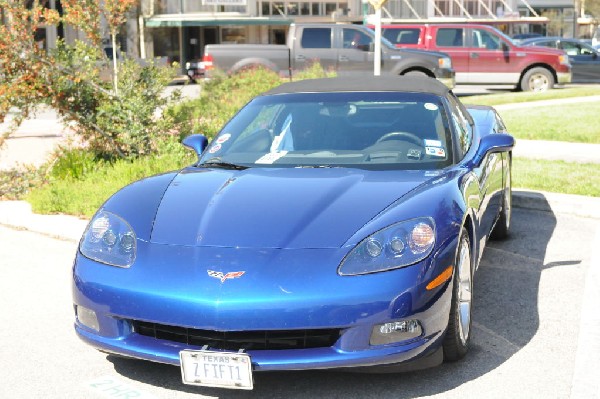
<box><xmin>263</xmin><ymin>76</ymin><xmax>450</xmax><ymax>97</ymax></box>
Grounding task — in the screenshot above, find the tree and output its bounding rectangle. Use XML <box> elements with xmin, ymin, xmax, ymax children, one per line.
<box><xmin>0</xmin><ymin>0</ymin><xmax>179</xmax><ymax>159</ymax></box>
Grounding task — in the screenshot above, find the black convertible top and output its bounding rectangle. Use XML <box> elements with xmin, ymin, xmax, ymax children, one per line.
<box><xmin>264</xmin><ymin>76</ymin><xmax>450</xmax><ymax>97</ymax></box>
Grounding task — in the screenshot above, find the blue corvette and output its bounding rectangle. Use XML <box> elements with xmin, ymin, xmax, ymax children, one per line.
<box><xmin>73</xmin><ymin>77</ymin><xmax>514</xmax><ymax>390</ymax></box>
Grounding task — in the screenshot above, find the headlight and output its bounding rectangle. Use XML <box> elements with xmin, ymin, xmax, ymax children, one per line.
<box><xmin>559</xmin><ymin>54</ymin><xmax>570</xmax><ymax>66</ymax></box>
<box><xmin>338</xmin><ymin>218</ymin><xmax>435</xmax><ymax>276</ymax></box>
<box><xmin>80</xmin><ymin>211</ymin><xmax>137</xmax><ymax>268</ymax></box>
<box><xmin>438</xmin><ymin>57</ymin><xmax>452</xmax><ymax>69</ymax></box>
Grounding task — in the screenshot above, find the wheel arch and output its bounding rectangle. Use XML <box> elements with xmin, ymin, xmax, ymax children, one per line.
<box><xmin>519</xmin><ymin>63</ymin><xmax>557</xmax><ymax>85</ymax></box>
<box><xmin>400</xmin><ymin>67</ymin><xmax>435</xmax><ymax>78</ymax></box>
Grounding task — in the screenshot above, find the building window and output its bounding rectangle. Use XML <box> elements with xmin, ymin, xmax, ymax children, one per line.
<box><xmin>222</xmin><ymin>27</ymin><xmax>246</xmax><ymax>44</ymax></box>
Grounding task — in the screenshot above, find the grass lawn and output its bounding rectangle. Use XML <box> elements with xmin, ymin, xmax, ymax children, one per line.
<box><xmin>461</xmin><ymin>86</ymin><xmax>600</xmax><ymax>107</ymax></box>
<box><xmin>514</xmin><ymin>158</ymin><xmax>600</xmax><ymax>197</ymax></box>
<box><xmin>500</xmin><ymin>102</ymin><xmax>600</xmax><ymax>143</ymax></box>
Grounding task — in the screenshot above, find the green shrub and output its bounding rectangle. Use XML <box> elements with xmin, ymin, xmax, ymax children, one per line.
<box><xmin>0</xmin><ymin>166</ymin><xmax>46</xmax><ymax>200</ymax></box>
<box><xmin>26</xmin><ymin>138</ymin><xmax>195</xmax><ymax>217</ymax></box>
<box><xmin>167</xmin><ymin>62</ymin><xmax>337</xmax><ymax>141</ymax></box>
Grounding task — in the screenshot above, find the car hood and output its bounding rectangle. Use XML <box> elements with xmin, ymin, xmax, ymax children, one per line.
<box><xmin>149</xmin><ymin>167</ymin><xmax>431</xmax><ymax>249</ymax></box>
<box><xmin>514</xmin><ymin>44</ymin><xmax>566</xmax><ymax>57</ymax></box>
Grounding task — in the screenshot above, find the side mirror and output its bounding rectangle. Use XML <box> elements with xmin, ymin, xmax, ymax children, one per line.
<box><xmin>472</xmin><ymin>133</ymin><xmax>515</xmax><ymax>166</ymax></box>
<box><xmin>182</xmin><ymin>134</ymin><xmax>208</xmax><ymax>161</ymax></box>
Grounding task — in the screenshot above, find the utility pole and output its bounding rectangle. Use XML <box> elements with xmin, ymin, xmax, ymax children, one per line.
<box><xmin>368</xmin><ymin>0</ymin><xmax>388</xmax><ymax>76</ymax></box>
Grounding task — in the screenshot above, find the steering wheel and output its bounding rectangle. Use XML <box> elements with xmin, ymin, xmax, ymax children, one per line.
<box><xmin>375</xmin><ymin>131</ymin><xmax>423</xmax><ymax>147</ymax></box>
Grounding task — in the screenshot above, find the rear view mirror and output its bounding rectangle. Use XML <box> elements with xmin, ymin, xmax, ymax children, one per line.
<box><xmin>182</xmin><ymin>134</ymin><xmax>208</xmax><ymax>161</ymax></box>
<box><xmin>472</xmin><ymin>134</ymin><xmax>515</xmax><ymax>166</ymax></box>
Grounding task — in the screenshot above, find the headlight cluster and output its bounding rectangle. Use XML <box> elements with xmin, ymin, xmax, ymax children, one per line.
<box><xmin>80</xmin><ymin>211</ymin><xmax>137</xmax><ymax>268</ymax></box>
<box><xmin>338</xmin><ymin>218</ymin><xmax>435</xmax><ymax>276</ymax></box>
<box><xmin>438</xmin><ymin>57</ymin><xmax>452</xmax><ymax>69</ymax></box>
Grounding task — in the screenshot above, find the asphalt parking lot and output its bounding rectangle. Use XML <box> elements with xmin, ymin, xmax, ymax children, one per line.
<box><xmin>0</xmin><ymin>201</ymin><xmax>598</xmax><ymax>398</ymax></box>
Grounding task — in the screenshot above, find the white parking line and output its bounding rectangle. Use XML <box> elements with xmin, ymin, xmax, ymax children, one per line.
<box><xmin>86</xmin><ymin>375</ymin><xmax>157</xmax><ymax>399</ymax></box>
<box><xmin>570</xmin><ymin>225</ymin><xmax>600</xmax><ymax>398</ymax></box>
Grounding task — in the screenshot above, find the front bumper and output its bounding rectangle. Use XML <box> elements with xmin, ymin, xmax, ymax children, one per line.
<box><xmin>557</xmin><ymin>71</ymin><xmax>572</xmax><ymax>84</ymax></box>
<box><xmin>72</xmin><ymin>237</ymin><xmax>457</xmax><ymax>371</ymax></box>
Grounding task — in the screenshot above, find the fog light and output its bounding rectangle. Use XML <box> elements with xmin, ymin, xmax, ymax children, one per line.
<box><xmin>370</xmin><ymin>319</ymin><xmax>422</xmax><ymax>345</ymax></box>
<box><xmin>76</xmin><ymin>305</ymin><xmax>99</xmax><ymax>332</ymax></box>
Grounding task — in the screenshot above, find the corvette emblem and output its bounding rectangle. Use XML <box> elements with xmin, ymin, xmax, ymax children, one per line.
<box><xmin>207</xmin><ymin>270</ymin><xmax>245</xmax><ymax>283</ymax></box>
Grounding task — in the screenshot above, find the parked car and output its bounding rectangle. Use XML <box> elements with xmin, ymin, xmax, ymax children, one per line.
<box><xmin>520</xmin><ymin>37</ymin><xmax>600</xmax><ymax>82</ymax></box>
<box><xmin>511</xmin><ymin>33</ymin><xmax>543</xmax><ymax>44</ymax></box>
<box><xmin>375</xmin><ymin>23</ymin><xmax>571</xmax><ymax>91</ymax></box>
<box><xmin>202</xmin><ymin>23</ymin><xmax>455</xmax><ymax>88</ymax></box>
<box><xmin>72</xmin><ymin>76</ymin><xmax>514</xmax><ymax>390</ymax></box>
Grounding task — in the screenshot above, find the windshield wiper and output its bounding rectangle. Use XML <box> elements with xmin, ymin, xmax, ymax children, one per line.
<box><xmin>198</xmin><ymin>158</ymin><xmax>248</xmax><ymax>170</ymax></box>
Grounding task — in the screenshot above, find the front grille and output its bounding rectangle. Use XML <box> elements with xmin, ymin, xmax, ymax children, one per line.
<box><xmin>132</xmin><ymin>320</ymin><xmax>341</xmax><ymax>350</ymax></box>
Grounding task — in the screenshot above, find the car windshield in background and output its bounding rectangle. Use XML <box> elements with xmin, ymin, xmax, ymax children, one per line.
<box><xmin>200</xmin><ymin>92</ymin><xmax>454</xmax><ymax>171</ymax></box>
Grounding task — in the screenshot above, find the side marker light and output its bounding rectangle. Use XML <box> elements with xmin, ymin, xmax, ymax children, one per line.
<box><xmin>426</xmin><ymin>265</ymin><xmax>453</xmax><ymax>290</ymax></box>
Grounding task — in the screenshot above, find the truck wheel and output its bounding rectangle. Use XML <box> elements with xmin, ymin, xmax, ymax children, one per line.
<box><xmin>520</xmin><ymin>67</ymin><xmax>554</xmax><ymax>92</ymax></box>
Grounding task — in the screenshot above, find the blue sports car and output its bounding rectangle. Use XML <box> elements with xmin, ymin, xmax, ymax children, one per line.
<box><xmin>73</xmin><ymin>77</ymin><xmax>514</xmax><ymax>390</ymax></box>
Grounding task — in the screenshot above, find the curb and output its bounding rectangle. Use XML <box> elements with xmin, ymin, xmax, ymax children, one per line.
<box><xmin>0</xmin><ymin>201</ymin><xmax>87</xmax><ymax>242</ymax></box>
<box><xmin>1</xmin><ymin>190</ymin><xmax>598</xmax><ymax>242</ymax></box>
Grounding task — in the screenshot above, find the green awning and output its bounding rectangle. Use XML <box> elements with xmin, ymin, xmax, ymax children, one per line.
<box><xmin>145</xmin><ymin>14</ymin><xmax>293</xmax><ymax>27</ymax></box>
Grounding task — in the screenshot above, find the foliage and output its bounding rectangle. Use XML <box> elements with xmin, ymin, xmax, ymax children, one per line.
<box><xmin>167</xmin><ymin>62</ymin><xmax>336</xmax><ymax>140</ymax></box>
<box><xmin>0</xmin><ymin>0</ymin><xmax>178</xmax><ymax>159</ymax></box>
<box><xmin>26</xmin><ymin>139</ymin><xmax>195</xmax><ymax>217</ymax></box>
<box><xmin>0</xmin><ymin>165</ymin><xmax>47</xmax><ymax>200</ymax></box>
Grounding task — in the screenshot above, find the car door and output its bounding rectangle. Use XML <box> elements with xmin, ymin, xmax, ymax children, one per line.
<box><xmin>292</xmin><ymin>26</ymin><xmax>338</xmax><ymax>72</ymax></box>
<box><xmin>464</xmin><ymin>27</ymin><xmax>516</xmax><ymax>84</ymax></box>
<box><xmin>559</xmin><ymin>40</ymin><xmax>600</xmax><ymax>82</ymax></box>
<box><xmin>450</xmin><ymin>96</ymin><xmax>502</xmax><ymax>239</ymax></box>
<box><xmin>335</xmin><ymin>26</ymin><xmax>375</xmax><ymax>76</ymax></box>
<box><xmin>432</xmin><ymin>27</ymin><xmax>470</xmax><ymax>82</ymax></box>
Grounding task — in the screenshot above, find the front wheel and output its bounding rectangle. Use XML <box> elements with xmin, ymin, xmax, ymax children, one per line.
<box><xmin>520</xmin><ymin>67</ymin><xmax>554</xmax><ymax>92</ymax></box>
<box><xmin>443</xmin><ymin>228</ymin><xmax>472</xmax><ymax>362</ymax></box>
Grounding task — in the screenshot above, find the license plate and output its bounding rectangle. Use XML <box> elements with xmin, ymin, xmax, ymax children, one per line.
<box><xmin>180</xmin><ymin>350</ymin><xmax>253</xmax><ymax>390</ymax></box>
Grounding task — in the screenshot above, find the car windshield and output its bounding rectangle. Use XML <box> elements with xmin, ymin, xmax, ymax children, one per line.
<box><xmin>199</xmin><ymin>91</ymin><xmax>454</xmax><ymax>170</ymax></box>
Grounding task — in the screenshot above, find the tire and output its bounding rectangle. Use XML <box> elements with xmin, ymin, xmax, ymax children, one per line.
<box><xmin>443</xmin><ymin>228</ymin><xmax>472</xmax><ymax>362</ymax></box>
<box><xmin>520</xmin><ymin>67</ymin><xmax>554</xmax><ymax>92</ymax></box>
<box><xmin>491</xmin><ymin>158</ymin><xmax>512</xmax><ymax>240</ymax></box>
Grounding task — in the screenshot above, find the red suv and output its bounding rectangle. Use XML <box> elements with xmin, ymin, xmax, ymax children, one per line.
<box><xmin>375</xmin><ymin>24</ymin><xmax>572</xmax><ymax>91</ymax></box>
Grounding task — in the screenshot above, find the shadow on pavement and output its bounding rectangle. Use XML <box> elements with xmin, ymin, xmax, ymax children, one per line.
<box><xmin>108</xmin><ymin>199</ymin><xmax>574</xmax><ymax>398</ymax></box>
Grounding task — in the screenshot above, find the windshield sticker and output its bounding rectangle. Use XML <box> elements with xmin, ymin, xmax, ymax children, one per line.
<box><xmin>208</xmin><ymin>143</ymin><xmax>222</xmax><ymax>154</ymax></box>
<box><xmin>216</xmin><ymin>133</ymin><xmax>231</xmax><ymax>144</ymax></box>
<box><xmin>256</xmin><ymin>151</ymin><xmax>288</xmax><ymax>164</ymax></box>
<box><xmin>407</xmin><ymin>149</ymin><xmax>422</xmax><ymax>159</ymax></box>
<box><xmin>424</xmin><ymin>103</ymin><xmax>439</xmax><ymax>111</ymax></box>
<box><xmin>424</xmin><ymin>139</ymin><xmax>442</xmax><ymax>147</ymax></box>
<box><xmin>426</xmin><ymin>147</ymin><xmax>446</xmax><ymax>157</ymax></box>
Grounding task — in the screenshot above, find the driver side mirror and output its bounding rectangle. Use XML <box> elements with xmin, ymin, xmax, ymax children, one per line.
<box><xmin>472</xmin><ymin>133</ymin><xmax>515</xmax><ymax>167</ymax></box>
<box><xmin>182</xmin><ymin>134</ymin><xmax>208</xmax><ymax>161</ymax></box>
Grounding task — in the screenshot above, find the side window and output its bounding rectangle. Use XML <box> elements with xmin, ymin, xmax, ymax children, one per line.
<box><xmin>436</xmin><ymin>28</ymin><xmax>464</xmax><ymax>47</ymax></box>
<box><xmin>448</xmin><ymin>95</ymin><xmax>473</xmax><ymax>158</ymax></box>
<box><xmin>472</xmin><ymin>29</ymin><xmax>501</xmax><ymax>50</ymax></box>
<box><xmin>301</xmin><ymin>28</ymin><xmax>332</xmax><ymax>49</ymax></box>
<box><xmin>382</xmin><ymin>28</ymin><xmax>420</xmax><ymax>45</ymax></box>
<box><xmin>342</xmin><ymin>28</ymin><xmax>372</xmax><ymax>51</ymax></box>
<box><xmin>560</xmin><ymin>41</ymin><xmax>580</xmax><ymax>56</ymax></box>
<box><xmin>536</xmin><ymin>40</ymin><xmax>558</xmax><ymax>49</ymax></box>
